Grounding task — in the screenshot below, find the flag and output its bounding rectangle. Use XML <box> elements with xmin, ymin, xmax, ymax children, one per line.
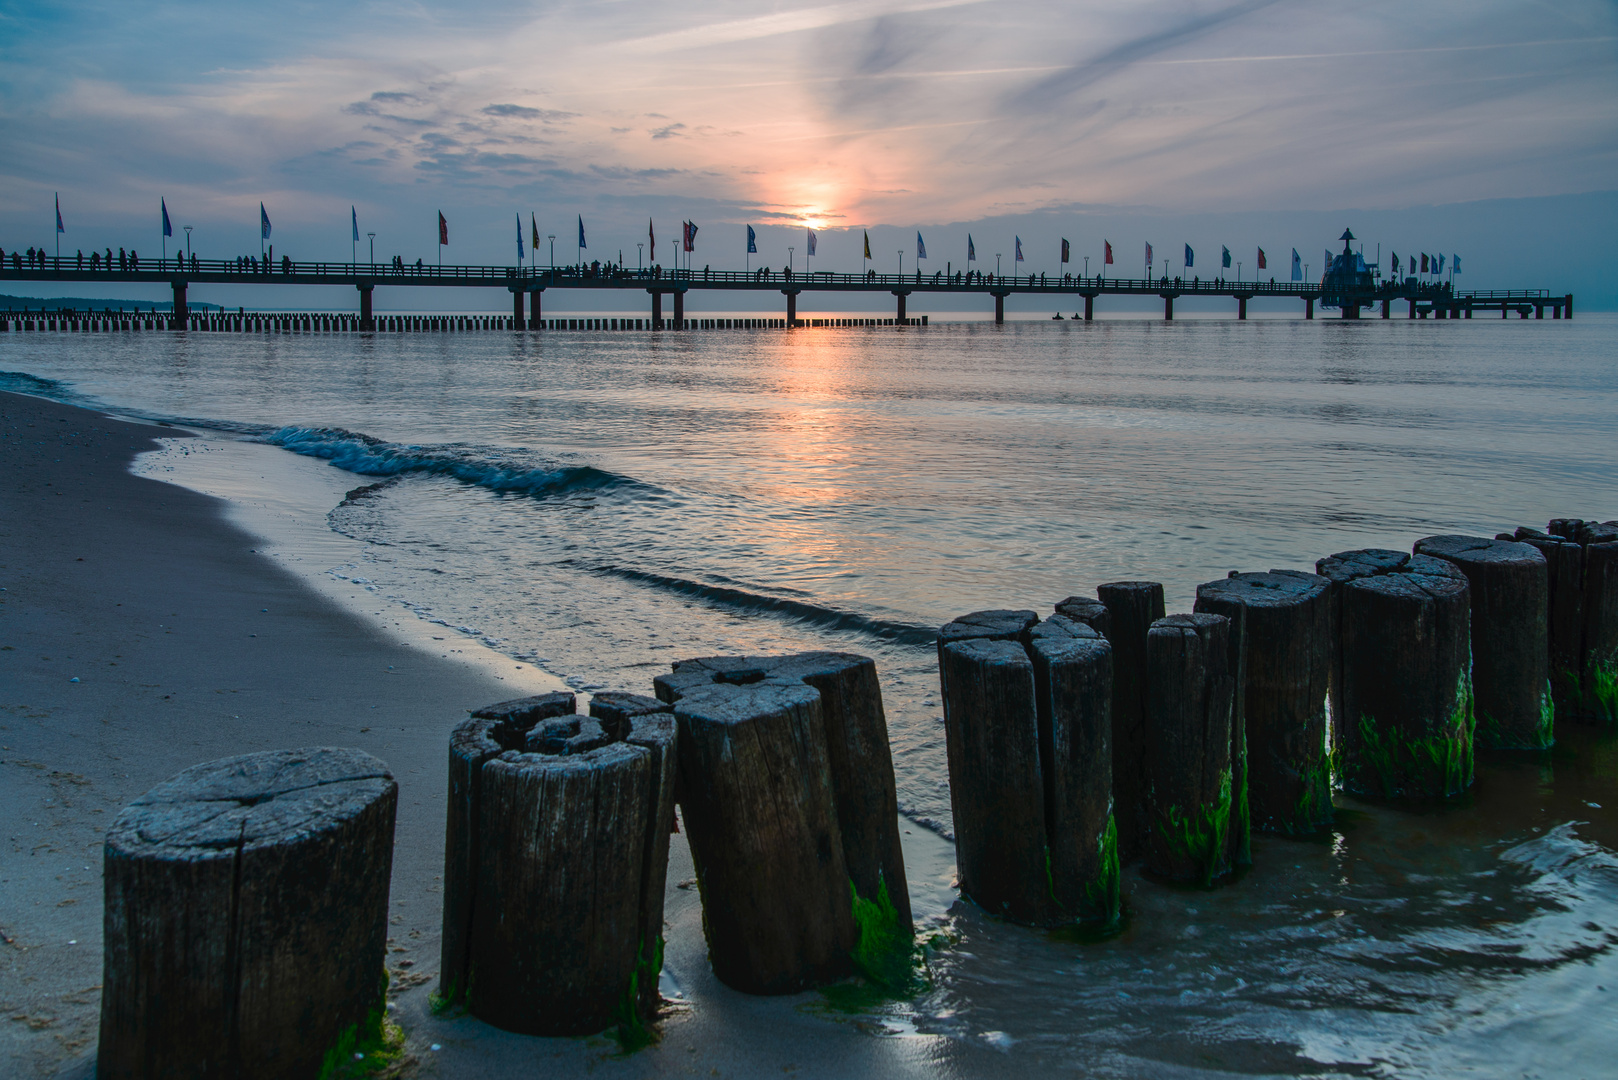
<box><xmin>807</xmin><ymin>228</ymin><xmax>816</xmax><ymax>257</ymax></box>
<box><xmin>648</xmin><ymin>218</ymin><xmax>655</xmax><ymax>259</ymax></box>
<box><xmin>1324</xmin><ymin>249</ymin><xmax>1332</xmax><ymax>274</ymax></box>
<box><xmin>1222</xmin><ymin>245</ymin><xmax>1231</xmax><ymax>269</ymax></box>
<box><xmin>1104</xmin><ymin>240</ymin><xmax>1113</xmax><ymax>265</ymax></box>
<box><xmin>683</xmin><ymin>221</ymin><xmax>697</xmax><ymax>252</ymax></box>
<box><xmin>1291</xmin><ymin>248</ymin><xmax>1301</xmax><ymax>281</ymax></box>
<box><xmin>1452</xmin><ymin>255</ymin><xmax>1461</xmax><ymax>274</ymax></box>
<box><xmin>532</xmin><ymin>214</ymin><xmax>540</xmax><ymax>252</ymax></box>
<box><xmin>1061</xmin><ymin>238</ymin><xmax>1070</xmax><ymax>264</ymax></box>
<box><xmin>352</xmin><ymin>206</ymin><xmax>359</xmax><ymax>243</ymax></box>
<box><xmin>1015</xmin><ymin>236</ymin><xmax>1024</xmax><ymax>263</ymax></box>
<box><xmin>1392</xmin><ymin>252</ymin><xmax>1401</xmax><ymax>275</ymax></box>
<box><xmin>516</xmin><ymin>213</ymin><xmax>524</xmax><ymax>260</ymax></box>
<box><xmin>261</xmin><ymin>203</ymin><xmax>272</xmax><ymax>240</ymax></box>
<box><xmin>967</xmin><ymin>234</ymin><xmax>976</xmax><ymax>262</ymax></box>
<box><xmin>55</xmin><ymin>194</ymin><xmax>64</xmax><ymax>234</ymax></box>
<box><xmin>1184</xmin><ymin>244</ymin><xmax>1194</xmax><ymax>268</ymax></box>
<box><xmin>1257</xmin><ymin>247</ymin><xmax>1267</xmax><ymax>271</ymax></box>
<box><xmin>1420</xmin><ymin>253</ymin><xmax>1428</xmax><ymax>273</ymax></box>
<box><xmin>747</xmin><ymin>225</ymin><xmax>757</xmax><ymax>254</ymax></box>
<box><xmin>863</xmin><ymin>231</ymin><xmax>871</xmax><ymax>261</ymax></box>
<box><xmin>438</xmin><ymin>212</ymin><xmax>448</xmax><ymax>246</ymax></box>
<box><xmin>162</xmin><ymin>198</ymin><xmax>172</xmax><ymax>238</ymax></box>
<box><xmin>916</xmin><ymin>231</ymin><xmax>927</xmax><ymax>260</ymax></box>
<box><xmin>1436</xmin><ymin>254</ymin><xmax>1445</xmax><ymax>275</ymax></box>
<box><xmin>577</xmin><ymin>215</ymin><xmax>586</xmax><ymax>250</ymax></box>
<box><xmin>1145</xmin><ymin>241</ymin><xmax>1152</xmax><ymax>269</ymax></box>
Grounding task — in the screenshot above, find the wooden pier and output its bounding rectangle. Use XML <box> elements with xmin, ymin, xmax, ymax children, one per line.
<box><xmin>0</xmin><ymin>257</ymin><xmax>1571</xmax><ymax>330</ymax></box>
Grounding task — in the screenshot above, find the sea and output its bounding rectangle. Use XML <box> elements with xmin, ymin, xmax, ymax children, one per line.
<box><xmin>4</xmin><ymin>311</ymin><xmax>1616</xmax><ymax>1077</ymax></box>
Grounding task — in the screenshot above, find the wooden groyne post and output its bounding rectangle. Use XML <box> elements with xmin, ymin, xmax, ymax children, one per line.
<box><xmin>1510</xmin><ymin>519</ymin><xmax>1618</xmax><ymax>724</ymax></box>
<box><xmin>1195</xmin><ymin>571</ymin><xmax>1333</xmax><ymax>835</ymax></box>
<box><xmin>1316</xmin><ymin>550</ymin><xmax>1473</xmax><ymax>798</ymax></box>
<box><xmin>1415</xmin><ymin>535</ymin><xmax>1552</xmax><ymax>748</ymax></box>
<box><xmin>99</xmin><ymin>748</ymin><xmax>397</xmax><ymax>1080</ymax></box>
<box><xmin>1094</xmin><ymin>582</ymin><xmax>1165</xmax><ymax>862</ymax></box>
<box><xmin>441</xmin><ymin>691</ymin><xmax>677</xmax><ymax>1035</ymax></box>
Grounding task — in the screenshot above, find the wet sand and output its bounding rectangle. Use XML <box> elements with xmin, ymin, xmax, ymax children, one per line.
<box><xmin>0</xmin><ymin>389</ymin><xmax>982</xmax><ymax>1079</ymax></box>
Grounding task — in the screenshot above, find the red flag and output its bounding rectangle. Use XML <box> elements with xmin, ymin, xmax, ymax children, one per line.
<box><xmin>683</xmin><ymin>220</ymin><xmax>698</xmax><ymax>253</ymax></box>
<box><xmin>438</xmin><ymin>212</ymin><xmax>448</xmax><ymax>246</ymax></box>
<box><xmin>1104</xmin><ymin>241</ymin><xmax>1113</xmax><ymax>265</ymax></box>
<box><xmin>1257</xmin><ymin>247</ymin><xmax>1267</xmax><ymax>270</ymax></box>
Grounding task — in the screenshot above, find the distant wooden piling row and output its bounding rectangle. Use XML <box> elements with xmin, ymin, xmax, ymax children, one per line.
<box><xmin>0</xmin><ymin>312</ymin><xmax>927</xmax><ymax>333</ymax></box>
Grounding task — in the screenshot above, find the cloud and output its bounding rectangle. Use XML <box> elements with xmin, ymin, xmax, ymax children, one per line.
<box><xmin>481</xmin><ymin>103</ymin><xmax>578</xmax><ymax>121</ymax></box>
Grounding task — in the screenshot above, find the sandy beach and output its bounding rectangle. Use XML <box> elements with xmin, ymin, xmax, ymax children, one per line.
<box><xmin>0</xmin><ymin>389</ymin><xmax>983</xmax><ymax>1079</ymax></box>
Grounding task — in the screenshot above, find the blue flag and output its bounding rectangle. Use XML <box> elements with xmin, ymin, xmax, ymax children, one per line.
<box><xmin>578</xmin><ymin>215</ymin><xmax>587</xmax><ymax>250</ymax></box>
<box><xmin>1184</xmin><ymin>244</ymin><xmax>1194</xmax><ymax>268</ymax></box>
<box><xmin>1437</xmin><ymin>254</ymin><xmax>1445</xmax><ymax>275</ymax></box>
<box><xmin>1452</xmin><ymin>254</ymin><xmax>1461</xmax><ymax>274</ymax></box>
<box><xmin>747</xmin><ymin>225</ymin><xmax>757</xmax><ymax>254</ymax></box>
<box><xmin>55</xmin><ymin>193</ymin><xmax>64</xmax><ymax>234</ymax></box>
<box><xmin>1015</xmin><ymin>236</ymin><xmax>1024</xmax><ymax>263</ymax></box>
<box><xmin>353</xmin><ymin>206</ymin><xmax>360</xmax><ymax>243</ymax></box>
<box><xmin>807</xmin><ymin>228</ymin><xmax>816</xmax><ymax>257</ymax></box>
<box><xmin>916</xmin><ymin>231</ymin><xmax>927</xmax><ymax>260</ymax></box>
<box><xmin>516</xmin><ymin>213</ymin><xmax>524</xmax><ymax>259</ymax></box>
<box><xmin>260</xmin><ymin>203</ymin><xmax>272</xmax><ymax>240</ymax></box>
<box><xmin>162</xmin><ymin>199</ymin><xmax>172</xmax><ymax>238</ymax></box>
<box><xmin>967</xmin><ymin>234</ymin><xmax>975</xmax><ymax>262</ymax></box>
<box><xmin>1392</xmin><ymin>252</ymin><xmax>1401</xmax><ymax>276</ymax></box>
<box><xmin>1221</xmin><ymin>245</ymin><xmax>1231</xmax><ymax>269</ymax></box>
<box><xmin>1291</xmin><ymin>248</ymin><xmax>1301</xmax><ymax>281</ymax></box>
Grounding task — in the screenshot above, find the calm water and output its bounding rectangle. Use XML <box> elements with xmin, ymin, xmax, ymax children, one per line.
<box><xmin>4</xmin><ymin>315</ymin><xmax>1616</xmax><ymax>1076</ymax></box>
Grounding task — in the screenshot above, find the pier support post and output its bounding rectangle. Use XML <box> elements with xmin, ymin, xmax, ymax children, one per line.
<box><xmin>993</xmin><ymin>291</ymin><xmax>1006</xmax><ymax>324</ymax></box>
<box><xmin>171</xmin><ymin>281</ymin><xmax>188</xmax><ymax>329</ymax></box>
<box><xmin>1237</xmin><ymin>296</ymin><xmax>1247</xmax><ymax>321</ymax></box>
<box><xmin>1342</xmin><ymin>300</ymin><xmax>1360</xmax><ymax>319</ymax></box>
<box><xmin>893</xmin><ymin>291</ymin><xmax>908</xmax><ymax>324</ymax></box>
<box><xmin>529</xmin><ymin>289</ymin><xmax>542</xmax><ymax>329</ymax></box>
<box><xmin>673</xmin><ymin>289</ymin><xmax>684</xmax><ymax>330</ymax></box>
<box><xmin>1381</xmin><ymin>299</ymin><xmax>1390</xmax><ymax>319</ymax></box>
<box><xmin>512</xmin><ymin>289</ymin><xmax>525</xmax><ymax>329</ymax></box>
<box><xmin>1083</xmin><ymin>294</ymin><xmax>1094</xmax><ymax>321</ymax></box>
<box><xmin>650</xmin><ymin>290</ymin><xmax>663</xmax><ymax>329</ymax></box>
<box><xmin>1163</xmin><ymin>294</ymin><xmax>1174</xmax><ymax>321</ymax></box>
<box><xmin>1410</xmin><ymin>298</ymin><xmax>1418</xmax><ymax>319</ymax></box>
<box><xmin>784</xmin><ymin>289</ymin><xmax>798</xmax><ymax>326</ymax></box>
<box><xmin>358</xmin><ymin>284</ymin><xmax>374</xmax><ymax>331</ymax></box>
<box><xmin>1566</xmin><ymin>294</ymin><xmax>1574</xmax><ymax>319</ymax></box>
<box><xmin>1305</xmin><ymin>296</ymin><xmax>1314</xmax><ymax>320</ymax></box>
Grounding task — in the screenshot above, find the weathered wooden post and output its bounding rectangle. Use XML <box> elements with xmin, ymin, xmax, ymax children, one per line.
<box><xmin>1511</xmin><ymin>520</ymin><xmax>1618</xmax><ymax>723</ymax></box>
<box><xmin>100</xmin><ymin>748</ymin><xmax>397</xmax><ymax>1080</ymax></box>
<box><xmin>935</xmin><ymin>611</ymin><xmax>1117</xmax><ymax>926</ymax></box>
<box><xmin>1096</xmin><ymin>582</ymin><xmax>1165</xmax><ymax>861</ymax></box>
<box><xmin>1195</xmin><ymin>571</ymin><xmax>1333</xmax><ymax>835</ymax></box>
<box><xmin>1415</xmin><ymin>535</ymin><xmax>1552</xmax><ymax>748</ymax></box>
<box><xmin>655</xmin><ymin>652</ymin><xmax>911</xmax><ymax>933</ymax></box>
<box><xmin>1316</xmin><ymin>550</ymin><xmax>1473</xmax><ymax>798</ymax></box>
<box><xmin>662</xmin><ymin>676</ymin><xmax>856</xmax><ymax>993</ymax></box>
<box><xmin>441</xmin><ymin>691</ymin><xmax>677</xmax><ymax>1035</ymax></box>
<box><xmin>1145</xmin><ymin>614</ymin><xmax>1236</xmax><ymax>885</ymax></box>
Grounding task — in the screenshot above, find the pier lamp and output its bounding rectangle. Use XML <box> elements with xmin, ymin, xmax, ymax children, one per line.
<box><xmin>183</xmin><ymin>226</ymin><xmax>192</xmax><ymax>260</ymax></box>
<box><xmin>898</xmin><ymin>250</ymin><xmax>904</xmax><ymax>276</ymax></box>
<box><xmin>996</xmin><ymin>254</ymin><xmax>1001</xmax><ymax>275</ymax></box>
<box><xmin>548</xmin><ymin>236</ymin><xmax>556</xmax><ymax>268</ymax></box>
<box><xmin>789</xmin><ymin>246</ymin><xmax>795</xmax><ymax>274</ymax></box>
<box><xmin>637</xmin><ymin>243</ymin><xmax>643</xmax><ymax>270</ymax></box>
<box><xmin>368</xmin><ymin>233</ymin><xmax>375</xmax><ymax>266</ymax></box>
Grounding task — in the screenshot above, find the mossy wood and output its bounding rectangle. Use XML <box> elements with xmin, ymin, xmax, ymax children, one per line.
<box><xmin>1513</xmin><ymin>519</ymin><xmax>1618</xmax><ymax>724</ymax></box>
<box><xmin>664</xmin><ymin>678</ymin><xmax>857</xmax><ymax>994</ymax></box>
<box><xmin>1195</xmin><ymin>571</ymin><xmax>1332</xmax><ymax>835</ymax></box>
<box><xmin>1415</xmin><ymin>535</ymin><xmax>1551</xmax><ymax>748</ymax></box>
<box><xmin>655</xmin><ymin>651</ymin><xmax>912</xmax><ymax>934</ymax></box>
<box><xmin>443</xmin><ymin>691</ymin><xmax>676</xmax><ymax>1036</ymax></box>
<box><xmin>937</xmin><ymin>611</ymin><xmax>1117</xmax><ymax>927</ymax></box>
<box><xmin>1316</xmin><ymin>550</ymin><xmax>1474</xmax><ymax>798</ymax></box>
<box><xmin>1145</xmin><ymin>614</ymin><xmax>1237</xmax><ymax>884</ymax></box>
<box><xmin>99</xmin><ymin>747</ymin><xmax>397</xmax><ymax>1080</ymax></box>
<box><xmin>1095</xmin><ymin>582</ymin><xmax>1166</xmax><ymax>863</ymax></box>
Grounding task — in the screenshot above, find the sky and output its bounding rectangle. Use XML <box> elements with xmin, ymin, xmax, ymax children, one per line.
<box><xmin>1</xmin><ymin>0</ymin><xmax>1615</xmax><ymax>305</ymax></box>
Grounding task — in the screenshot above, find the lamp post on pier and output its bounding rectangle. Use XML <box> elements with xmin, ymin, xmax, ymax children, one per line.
<box><xmin>637</xmin><ymin>243</ymin><xmax>643</xmax><ymax>270</ymax></box>
<box><xmin>789</xmin><ymin>246</ymin><xmax>795</xmax><ymax>274</ymax></box>
<box><xmin>367</xmin><ymin>233</ymin><xmax>375</xmax><ymax>267</ymax></box>
<box><xmin>548</xmin><ymin>236</ymin><xmax>555</xmax><ymax>268</ymax></box>
<box><xmin>183</xmin><ymin>226</ymin><xmax>192</xmax><ymax>261</ymax></box>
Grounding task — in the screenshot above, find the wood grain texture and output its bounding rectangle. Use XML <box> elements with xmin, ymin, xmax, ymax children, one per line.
<box><xmin>1415</xmin><ymin>535</ymin><xmax>1551</xmax><ymax>748</ymax></box>
<box><xmin>1144</xmin><ymin>614</ymin><xmax>1235</xmax><ymax>884</ymax></box>
<box><xmin>100</xmin><ymin>747</ymin><xmax>396</xmax><ymax>1080</ymax></box>
<box><xmin>1317</xmin><ymin>550</ymin><xmax>1473</xmax><ymax>798</ymax></box>
<box><xmin>1196</xmin><ymin>571</ymin><xmax>1333</xmax><ymax>835</ymax></box>
<box><xmin>1096</xmin><ymin>582</ymin><xmax>1165</xmax><ymax>862</ymax></box>
<box><xmin>671</xmin><ymin>680</ymin><xmax>856</xmax><ymax>994</ymax></box>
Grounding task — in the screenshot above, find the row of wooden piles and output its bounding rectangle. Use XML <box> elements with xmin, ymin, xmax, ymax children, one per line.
<box><xmin>938</xmin><ymin>517</ymin><xmax>1617</xmax><ymax>926</ymax></box>
<box><xmin>92</xmin><ymin>516</ymin><xmax>1614</xmax><ymax>1075</ymax></box>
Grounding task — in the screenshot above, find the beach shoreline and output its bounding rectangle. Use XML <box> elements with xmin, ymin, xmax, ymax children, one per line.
<box><xmin>0</xmin><ymin>388</ymin><xmax>964</xmax><ymax>1080</ymax></box>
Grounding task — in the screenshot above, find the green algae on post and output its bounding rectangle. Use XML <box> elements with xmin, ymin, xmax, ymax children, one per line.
<box><xmin>1351</xmin><ymin>672</ymin><xmax>1475</xmax><ymax>798</ymax></box>
<box><xmin>1153</xmin><ymin>768</ymin><xmax>1234</xmax><ymax>887</ymax></box>
<box><xmin>318</xmin><ymin>973</ymin><xmax>406</xmax><ymax>1080</ymax></box>
<box><xmin>612</xmin><ymin>936</ymin><xmax>665</xmax><ymax>1053</ymax></box>
<box><xmin>1081</xmin><ymin>813</ymin><xmax>1122</xmax><ymax>925</ymax></box>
